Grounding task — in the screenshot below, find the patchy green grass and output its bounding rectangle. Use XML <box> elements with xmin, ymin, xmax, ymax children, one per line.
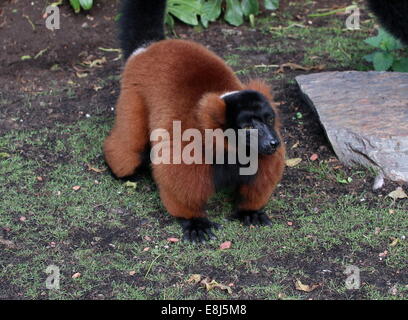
<box><xmin>1</xmin><ymin>116</ymin><xmax>407</xmax><ymax>300</ymax></box>
<box><xmin>224</xmin><ymin>2</ymin><xmax>376</xmax><ymax>78</ymax></box>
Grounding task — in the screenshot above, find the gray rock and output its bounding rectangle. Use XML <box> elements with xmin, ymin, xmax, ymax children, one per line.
<box><xmin>296</xmin><ymin>71</ymin><xmax>408</xmax><ymax>183</ymax></box>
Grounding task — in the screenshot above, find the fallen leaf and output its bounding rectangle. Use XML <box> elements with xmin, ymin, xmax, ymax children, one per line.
<box><xmin>290</xmin><ymin>141</ymin><xmax>299</xmax><ymax>149</ymax></box>
<box><xmin>72</xmin><ymin>272</ymin><xmax>81</xmax><ymax>279</ymax></box>
<box><xmin>187</xmin><ymin>274</ymin><xmax>202</xmax><ymax>284</ymax></box>
<box><xmin>50</xmin><ymin>64</ymin><xmax>60</xmax><ymax>71</ymax></box>
<box><xmin>49</xmin><ymin>1</ymin><xmax>62</xmax><ymax>8</ymax></box>
<box><xmin>0</xmin><ymin>237</ymin><xmax>16</xmax><ymax>249</ymax></box>
<box><xmin>389</xmin><ymin>238</ymin><xmax>399</xmax><ymax>247</ymax></box>
<box><xmin>201</xmin><ymin>278</ymin><xmax>232</xmax><ymax>294</ymax></box>
<box><xmin>167</xmin><ymin>237</ymin><xmax>179</xmax><ymax>243</ymax></box>
<box><xmin>76</xmin><ymin>72</ymin><xmax>88</xmax><ymax>78</ymax></box>
<box><xmin>72</xmin><ymin>185</ymin><xmax>81</xmax><ymax>191</ymax></box>
<box><xmin>98</xmin><ymin>47</ymin><xmax>121</xmax><ymax>53</ymax></box>
<box><xmin>34</xmin><ymin>47</ymin><xmax>48</xmax><ymax>60</ymax></box>
<box><xmin>19</xmin><ymin>216</ymin><xmax>27</xmax><ymax>222</ymax></box>
<box><xmin>86</xmin><ymin>164</ymin><xmax>106</xmax><ymax>173</ymax></box>
<box><xmin>36</xmin><ymin>176</ymin><xmax>43</xmax><ymax>181</ymax></box>
<box><xmin>220</xmin><ymin>241</ymin><xmax>232</xmax><ymax>250</ymax></box>
<box><xmin>124</xmin><ymin>181</ymin><xmax>137</xmax><ymax>189</ymax></box>
<box><xmin>310</xmin><ymin>153</ymin><xmax>319</xmax><ymax>161</ymax></box>
<box><xmin>337</xmin><ymin>177</ymin><xmax>353</xmax><ymax>184</ymax></box>
<box><xmin>285</xmin><ymin>158</ymin><xmax>302</xmax><ymax>167</ymax></box>
<box><xmin>83</xmin><ymin>57</ymin><xmax>107</xmax><ymax>68</ymax></box>
<box><xmin>387</xmin><ymin>187</ymin><xmax>407</xmax><ymax>200</ymax></box>
<box><xmin>379</xmin><ymin>250</ymin><xmax>388</xmax><ymax>257</ymax></box>
<box><xmin>287</xmin><ymin>221</ymin><xmax>293</xmax><ymax>226</ymax></box>
<box><xmin>295</xmin><ymin>279</ymin><xmax>320</xmax><ymax>292</ymax></box>
<box><xmin>143</xmin><ymin>247</ymin><xmax>150</xmax><ymax>252</ymax></box>
<box><xmin>276</xmin><ymin>62</ymin><xmax>325</xmax><ymax>73</ymax></box>
<box><xmin>129</xmin><ymin>271</ymin><xmax>136</xmax><ymax>276</ymax></box>
<box><xmin>98</xmin><ymin>47</ymin><xmax>122</xmax><ymax>60</ymax></box>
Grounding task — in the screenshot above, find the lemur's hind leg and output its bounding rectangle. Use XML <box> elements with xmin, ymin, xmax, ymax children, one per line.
<box><xmin>104</xmin><ymin>89</ymin><xmax>149</xmax><ymax>177</ymax></box>
<box><xmin>159</xmin><ymin>187</ymin><xmax>220</xmax><ymax>243</ymax></box>
<box><xmin>155</xmin><ymin>164</ymin><xmax>221</xmax><ymax>243</ymax></box>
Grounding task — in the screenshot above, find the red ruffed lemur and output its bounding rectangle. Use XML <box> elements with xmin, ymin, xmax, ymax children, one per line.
<box><xmin>104</xmin><ymin>0</ymin><xmax>285</xmax><ymax>243</ymax></box>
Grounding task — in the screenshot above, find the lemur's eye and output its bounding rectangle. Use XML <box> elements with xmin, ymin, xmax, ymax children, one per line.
<box><xmin>267</xmin><ymin>118</ymin><xmax>274</xmax><ymax>126</ymax></box>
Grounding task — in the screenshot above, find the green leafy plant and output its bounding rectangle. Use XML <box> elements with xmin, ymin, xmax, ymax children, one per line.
<box><xmin>364</xmin><ymin>28</ymin><xmax>408</xmax><ymax>72</ymax></box>
<box><xmin>165</xmin><ymin>0</ymin><xmax>202</xmax><ymax>28</ymax></box>
<box><xmin>69</xmin><ymin>0</ymin><xmax>93</xmax><ymax>13</ymax></box>
<box><xmin>165</xmin><ymin>0</ymin><xmax>279</xmax><ymax>29</ymax></box>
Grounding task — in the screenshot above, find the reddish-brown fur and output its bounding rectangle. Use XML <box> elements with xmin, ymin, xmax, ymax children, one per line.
<box><xmin>104</xmin><ymin>39</ymin><xmax>285</xmax><ymax>219</ymax></box>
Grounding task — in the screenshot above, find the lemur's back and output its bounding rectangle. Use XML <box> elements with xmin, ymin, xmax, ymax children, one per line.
<box><xmin>122</xmin><ymin>39</ymin><xmax>243</xmax><ymax>129</ymax></box>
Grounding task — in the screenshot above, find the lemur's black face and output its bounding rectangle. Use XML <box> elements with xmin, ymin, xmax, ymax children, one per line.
<box><xmin>223</xmin><ymin>90</ymin><xmax>280</xmax><ymax>155</ymax></box>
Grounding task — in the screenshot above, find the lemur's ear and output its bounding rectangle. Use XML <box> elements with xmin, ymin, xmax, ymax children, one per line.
<box><xmin>245</xmin><ymin>79</ymin><xmax>281</xmax><ymax>112</ymax></box>
<box><xmin>197</xmin><ymin>93</ymin><xmax>227</xmax><ymax>129</ymax></box>
<box><xmin>245</xmin><ymin>79</ymin><xmax>273</xmax><ymax>100</ymax></box>
<box><xmin>246</xmin><ymin>79</ymin><xmax>282</xmax><ymax>132</ymax></box>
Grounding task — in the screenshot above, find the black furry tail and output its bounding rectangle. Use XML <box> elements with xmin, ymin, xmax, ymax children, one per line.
<box><xmin>119</xmin><ymin>0</ymin><xmax>167</xmax><ymax>60</ymax></box>
<box><xmin>367</xmin><ymin>0</ymin><xmax>408</xmax><ymax>45</ymax></box>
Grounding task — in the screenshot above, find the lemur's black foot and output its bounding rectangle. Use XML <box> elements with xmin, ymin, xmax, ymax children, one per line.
<box><xmin>232</xmin><ymin>210</ymin><xmax>272</xmax><ymax>226</ymax></box>
<box><xmin>178</xmin><ymin>217</ymin><xmax>221</xmax><ymax>243</ymax></box>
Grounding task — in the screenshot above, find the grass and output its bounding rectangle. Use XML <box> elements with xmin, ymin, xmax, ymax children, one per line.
<box><xmin>223</xmin><ymin>21</ymin><xmax>374</xmax><ymax>79</ymax></box>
